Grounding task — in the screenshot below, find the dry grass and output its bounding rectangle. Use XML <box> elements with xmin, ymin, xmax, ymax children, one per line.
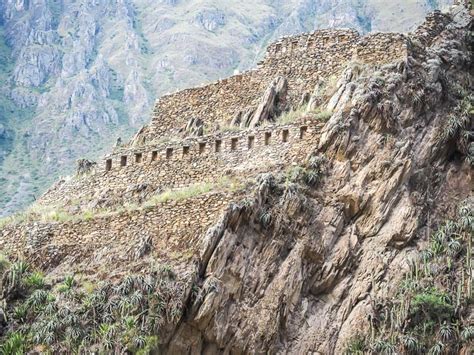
<box><xmin>0</xmin><ymin>177</ymin><xmax>245</xmax><ymax>228</ymax></box>
<box><xmin>144</xmin><ymin>176</ymin><xmax>243</xmax><ymax>208</ymax></box>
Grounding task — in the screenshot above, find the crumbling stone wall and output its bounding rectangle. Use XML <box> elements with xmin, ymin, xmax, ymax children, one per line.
<box><xmin>139</xmin><ymin>29</ymin><xmax>409</xmax><ymax>143</ymax></box>
<box><xmin>0</xmin><ymin>191</ymin><xmax>238</xmax><ymax>270</ymax></box>
<box><xmin>39</xmin><ymin>120</ymin><xmax>322</xmax><ymax>207</ymax></box>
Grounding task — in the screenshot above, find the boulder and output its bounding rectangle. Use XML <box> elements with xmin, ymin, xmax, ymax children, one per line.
<box><xmin>248</xmin><ymin>76</ymin><xmax>288</xmax><ymax>128</ymax></box>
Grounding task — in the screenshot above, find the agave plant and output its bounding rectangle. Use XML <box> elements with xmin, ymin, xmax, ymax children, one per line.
<box><xmin>372</xmin><ymin>339</ymin><xmax>396</xmax><ymax>354</ymax></box>
<box><xmin>401</xmin><ymin>334</ymin><xmax>419</xmax><ymax>352</ymax></box>
<box><xmin>461</xmin><ymin>325</ymin><xmax>474</xmax><ymax>341</ymax></box>
<box><xmin>6</xmin><ymin>261</ymin><xmax>29</xmax><ymax>291</ymax></box>
<box><xmin>13</xmin><ymin>304</ymin><xmax>28</xmax><ymax>323</ymax></box>
<box><xmin>27</xmin><ymin>289</ymin><xmax>50</xmax><ymax>310</ymax></box>
<box><xmin>142</xmin><ymin>275</ymin><xmax>156</xmax><ymax>294</ymax></box>
<box><xmin>0</xmin><ymin>332</ymin><xmax>27</xmax><ymax>355</ymax></box>
<box><xmin>439</xmin><ymin>322</ymin><xmax>454</xmax><ymax>342</ymax></box>
<box><xmin>428</xmin><ymin>341</ymin><xmax>445</xmax><ymax>355</ymax></box>
<box><xmin>458</xmin><ymin>203</ymin><xmax>473</xmax><ymax>232</ymax></box>
<box><xmin>24</xmin><ymin>272</ymin><xmax>45</xmax><ymax>290</ymax></box>
<box><xmin>129</xmin><ymin>290</ymin><xmax>144</xmax><ymax>308</ymax></box>
<box><xmin>118</xmin><ymin>275</ymin><xmax>135</xmax><ymax>296</ymax></box>
<box><xmin>259</xmin><ymin>210</ymin><xmax>272</xmax><ymax>228</ymax></box>
<box><xmin>133</xmin><ymin>335</ymin><xmax>147</xmax><ymax>349</ymax></box>
<box><xmin>446</xmin><ymin>238</ymin><xmax>462</xmax><ymax>257</ymax></box>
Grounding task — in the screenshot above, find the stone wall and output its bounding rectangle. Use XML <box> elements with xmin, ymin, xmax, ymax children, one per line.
<box><xmin>0</xmin><ymin>191</ymin><xmax>238</xmax><ymax>270</ymax></box>
<box><xmin>139</xmin><ymin>29</ymin><xmax>408</xmax><ymax>143</ymax></box>
<box><xmin>39</xmin><ymin>119</ymin><xmax>322</xmax><ymax>207</ymax></box>
<box><xmin>411</xmin><ymin>10</ymin><xmax>452</xmax><ymax>46</ymax></box>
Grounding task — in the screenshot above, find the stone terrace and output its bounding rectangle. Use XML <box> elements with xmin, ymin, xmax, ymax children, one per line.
<box><xmin>0</xmin><ymin>10</ymin><xmax>453</xmax><ymax>272</ymax></box>
<box><xmin>135</xmin><ymin>29</ymin><xmax>408</xmax><ymax>143</ymax></box>
<box><xmin>39</xmin><ymin>119</ymin><xmax>322</xmax><ymax>208</ymax></box>
<box><xmin>1</xmin><ymin>190</ymin><xmax>239</xmax><ymax>272</ymax></box>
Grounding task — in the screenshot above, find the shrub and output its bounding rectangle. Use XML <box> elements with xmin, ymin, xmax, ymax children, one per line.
<box><xmin>410</xmin><ymin>289</ymin><xmax>453</xmax><ymax>323</ymax></box>
<box><xmin>259</xmin><ymin>210</ymin><xmax>272</xmax><ymax>228</ymax></box>
<box><xmin>276</xmin><ymin>105</ymin><xmax>308</xmax><ymax>124</ymax></box>
<box><xmin>461</xmin><ymin>325</ymin><xmax>474</xmax><ymax>341</ymax></box>
<box><xmin>344</xmin><ymin>335</ymin><xmax>367</xmax><ymax>354</ymax></box>
<box><xmin>372</xmin><ymin>339</ymin><xmax>396</xmax><ymax>354</ymax></box>
<box><xmin>0</xmin><ymin>332</ymin><xmax>27</xmax><ymax>355</ymax></box>
<box><xmin>314</xmin><ymin>110</ymin><xmax>333</xmax><ymax>122</ymax></box>
<box><xmin>400</xmin><ymin>334</ymin><xmax>420</xmax><ymax>352</ymax></box>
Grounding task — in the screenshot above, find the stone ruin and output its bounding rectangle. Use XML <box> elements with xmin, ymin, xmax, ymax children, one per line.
<box><xmin>0</xmin><ymin>9</ymin><xmax>456</xmax><ymax>270</ymax></box>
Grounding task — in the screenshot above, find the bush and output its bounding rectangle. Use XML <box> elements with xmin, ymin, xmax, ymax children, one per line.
<box><xmin>410</xmin><ymin>289</ymin><xmax>453</xmax><ymax>324</ymax></box>
<box><xmin>0</xmin><ymin>332</ymin><xmax>27</xmax><ymax>355</ymax></box>
<box><xmin>344</xmin><ymin>335</ymin><xmax>367</xmax><ymax>354</ymax></box>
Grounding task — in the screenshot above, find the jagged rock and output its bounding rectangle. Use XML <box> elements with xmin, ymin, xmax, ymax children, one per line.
<box><xmin>326</xmin><ymin>66</ymin><xmax>361</xmax><ymax>112</ymax></box>
<box><xmin>307</xmin><ymin>79</ymin><xmax>326</xmax><ymax>111</ymax></box>
<box><xmin>248</xmin><ymin>76</ymin><xmax>288</xmax><ymax>128</ymax></box>
<box><xmin>298</xmin><ymin>92</ymin><xmax>311</xmax><ymax>107</ymax></box>
<box><xmin>230</xmin><ymin>111</ymin><xmax>242</xmax><ymax>127</ymax></box>
<box><xmin>76</xmin><ymin>159</ymin><xmax>97</xmax><ymax>176</ymax></box>
<box><xmin>182</xmin><ymin>117</ymin><xmax>204</xmax><ymax>137</ymax></box>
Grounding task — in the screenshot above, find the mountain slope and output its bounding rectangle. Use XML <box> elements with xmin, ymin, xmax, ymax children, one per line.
<box><xmin>0</xmin><ymin>2</ymin><xmax>472</xmax><ymax>353</ymax></box>
<box><xmin>0</xmin><ymin>0</ymin><xmax>452</xmax><ymax>216</ymax></box>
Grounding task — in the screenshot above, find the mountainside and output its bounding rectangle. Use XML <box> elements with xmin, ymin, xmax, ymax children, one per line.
<box><xmin>0</xmin><ymin>2</ymin><xmax>472</xmax><ymax>353</ymax></box>
<box><xmin>0</xmin><ymin>0</ymin><xmax>452</xmax><ymax>217</ymax></box>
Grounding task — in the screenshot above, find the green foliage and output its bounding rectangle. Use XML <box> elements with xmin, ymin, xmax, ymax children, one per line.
<box><xmin>24</xmin><ymin>272</ymin><xmax>45</xmax><ymax>290</ymax></box>
<box><xmin>145</xmin><ymin>177</ymin><xmax>242</xmax><ymax>208</ymax></box>
<box><xmin>0</xmin><ymin>332</ymin><xmax>27</xmax><ymax>355</ymax></box>
<box><xmin>400</xmin><ymin>334</ymin><xmax>420</xmax><ymax>353</ymax></box>
<box><xmin>284</xmin><ymin>155</ymin><xmax>327</xmax><ymax>189</ymax></box>
<box><xmin>276</xmin><ymin>105</ymin><xmax>309</xmax><ymax>124</ymax></box>
<box><xmin>313</xmin><ymin>109</ymin><xmax>333</xmax><ymax>122</ymax></box>
<box><xmin>439</xmin><ymin>92</ymin><xmax>473</xmax><ymax>164</ymax></box>
<box><xmin>410</xmin><ymin>289</ymin><xmax>453</xmax><ymax>323</ymax></box>
<box><xmin>372</xmin><ymin>339</ymin><xmax>396</xmax><ymax>354</ymax></box>
<box><xmin>460</xmin><ymin>325</ymin><xmax>474</xmax><ymax>341</ymax></box>
<box><xmin>358</xmin><ymin>200</ymin><xmax>473</xmax><ymax>354</ymax></box>
<box><xmin>0</xmin><ymin>261</ymin><xmax>184</xmax><ymax>353</ymax></box>
<box><xmin>344</xmin><ymin>335</ymin><xmax>367</xmax><ymax>354</ymax></box>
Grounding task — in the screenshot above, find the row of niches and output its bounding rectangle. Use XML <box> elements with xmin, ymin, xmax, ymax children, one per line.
<box><xmin>265</xmin><ymin>29</ymin><xmax>359</xmax><ymax>56</ymax></box>
<box><xmin>104</xmin><ymin>123</ymin><xmax>317</xmax><ymax>172</ymax></box>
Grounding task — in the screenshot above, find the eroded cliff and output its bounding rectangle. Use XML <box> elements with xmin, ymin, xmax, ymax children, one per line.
<box><xmin>0</xmin><ymin>2</ymin><xmax>472</xmax><ymax>354</ymax></box>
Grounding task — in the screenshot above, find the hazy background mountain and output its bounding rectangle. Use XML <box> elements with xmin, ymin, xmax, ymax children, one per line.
<box><xmin>0</xmin><ymin>0</ymin><xmax>452</xmax><ymax>216</ymax></box>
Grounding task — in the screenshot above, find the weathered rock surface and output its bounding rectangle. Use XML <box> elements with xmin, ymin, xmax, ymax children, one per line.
<box><xmin>248</xmin><ymin>76</ymin><xmax>288</xmax><ymax>128</ymax></box>
<box><xmin>160</xmin><ymin>6</ymin><xmax>473</xmax><ymax>353</ymax></box>
<box><xmin>0</xmin><ymin>0</ymin><xmax>452</xmax><ymax>216</ymax></box>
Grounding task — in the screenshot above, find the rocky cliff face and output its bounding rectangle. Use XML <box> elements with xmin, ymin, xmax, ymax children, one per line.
<box><xmin>0</xmin><ymin>3</ymin><xmax>472</xmax><ymax>354</ymax></box>
<box><xmin>0</xmin><ymin>0</ymin><xmax>452</xmax><ymax>216</ymax></box>
<box><xmin>164</xmin><ymin>6</ymin><xmax>473</xmax><ymax>353</ymax></box>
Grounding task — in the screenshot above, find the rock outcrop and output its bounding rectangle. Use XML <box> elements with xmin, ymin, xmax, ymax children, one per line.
<box><xmin>0</xmin><ymin>3</ymin><xmax>471</xmax><ymax>354</ymax></box>
<box><xmin>0</xmin><ymin>0</ymin><xmax>452</xmax><ymax>217</ymax></box>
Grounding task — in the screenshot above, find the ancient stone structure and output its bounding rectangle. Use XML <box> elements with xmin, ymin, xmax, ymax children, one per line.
<box><xmin>0</xmin><ymin>10</ymin><xmax>455</xmax><ymax>273</ymax></box>
<box><xmin>132</xmin><ymin>29</ymin><xmax>408</xmax><ymax>143</ymax></box>
<box><xmin>2</xmin><ymin>5</ymin><xmax>472</xmax><ymax>353</ymax></box>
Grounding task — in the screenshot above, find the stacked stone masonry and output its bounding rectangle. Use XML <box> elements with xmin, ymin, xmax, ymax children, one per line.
<box><xmin>140</xmin><ymin>29</ymin><xmax>408</xmax><ymax>142</ymax></box>
<box><xmin>1</xmin><ymin>191</ymin><xmax>239</xmax><ymax>270</ymax></box>
<box><xmin>39</xmin><ymin>120</ymin><xmax>322</xmax><ymax>207</ymax></box>
<box><xmin>1</xmin><ymin>10</ymin><xmax>454</xmax><ymax>269</ymax></box>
